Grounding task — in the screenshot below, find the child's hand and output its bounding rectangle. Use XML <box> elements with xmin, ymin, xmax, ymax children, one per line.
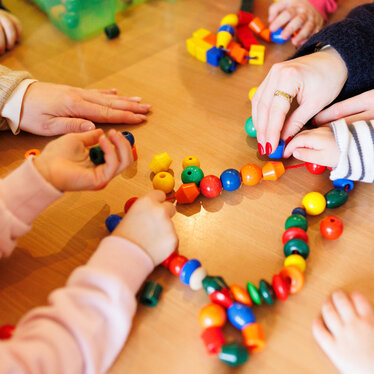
<box><xmin>268</xmin><ymin>0</ymin><xmax>324</xmax><ymax>46</ymax></box>
<box><xmin>0</xmin><ymin>10</ymin><xmax>22</xmax><ymax>54</ymax></box>
<box><xmin>112</xmin><ymin>190</ymin><xmax>178</xmax><ymax>266</ymax></box>
<box><xmin>20</xmin><ymin>82</ymin><xmax>151</xmax><ymax>136</ymax></box>
<box><xmin>33</xmin><ymin>129</ymin><xmax>133</xmax><ymax>191</ymax></box>
<box><xmin>283</xmin><ymin>126</ymin><xmax>340</xmax><ymax>167</ymax></box>
<box><xmin>313</xmin><ymin>90</ymin><xmax>374</xmax><ymax>126</ymax></box>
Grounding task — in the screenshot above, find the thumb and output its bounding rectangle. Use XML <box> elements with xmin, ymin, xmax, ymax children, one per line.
<box><xmin>268</xmin><ymin>0</ymin><xmax>288</xmax><ymax>22</ymax></box>
<box><xmin>48</xmin><ymin>117</ymin><xmax>96</xmax><ymax>135</ymax></box>
<box><xmin>293</xmin><ymin>148</ymin><xmax>324</xmax><ymax>164</ymax></box>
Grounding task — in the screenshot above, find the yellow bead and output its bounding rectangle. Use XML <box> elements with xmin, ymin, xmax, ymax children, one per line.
<box><xmin>152</xmin><ymin>172</ymin><xmax>175</xmax><ymax>194</ymax></box>
<box><xmin>220</xmin><ymin>14</ymin><xmax>239</xmax><ymax>27</ymax></box>
<box><xmin>284</xmin><ymin>254</ymin><xmax>306</xmax><ymax>272</ymax></box>
<box><xmin>302</xmin><ymin>192</ymin><xmax>326</xmax><ymax>216</ymax></box>
<box><xmin>216</xmin><ymin>31</ymin><xmax>232</xmax><ymax>49</ymax></box>
<box><xmin>249</xmin><ymin>45</ymin><xmax>265</xmax><ymax>66</ymax></box>
<box><xmin>149</xmin><ymin>152</ymin><xmax>172</xmax><ymax>174</ymax></box>
<box><xmin>182</xmin><ymin>155</ymin><xmax>200</xmax><ymax>169</ymax></box>
<box><xmin>248</xmin><ymin>86</ymin><xmax>258</xmax><ymax>101</ymax></box>
<box><xmin>193</xmin><ymin>28</ymin><xmax>211</xmax><ymax>40</ymax></box>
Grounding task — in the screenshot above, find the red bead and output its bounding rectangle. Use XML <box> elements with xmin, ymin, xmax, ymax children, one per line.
<box><xmin>124</xmin><ymin>197</ymin><xmax>138</xmax><ymax>213</ymax></box>
<box><xmin>320</xmin><ymin>216</ymin><xmax>343</xmax><ymax>240</ymax></box>
<box><xmin>200</xmin><ymin>175</ymin><xmax>222</xmax><ymax>198</ymax></box>
<box><xmin>0</xmin><ymin>324</ymin><xmax>15</xmax><ymax>340</ymax></box>
<box><xmin>236</xmin><ymin>25</ymin><xmax>258</xmax><ymax>49</ymax></box>
<box><xmin>201</xmin><ymin>327</ymin><xmax>225</xmax><ymax>354</ymax></box>
<box><xmin>169</xmin><ymin>255</ymin><xmax>188</xmax><ymax>276</ymax></box>
<box><xmin>237</xmin><ymin>10</ymin><xmax>254</xmax><ymax>25</ymax></box>
<box><xmin>282</xmin><ymin>227</ymin><xmax>308</xmax><ymax>245</ymax></box>
<box><xmin>161</xmin><ymin>250</ymin><xmax>178</xmax><ymax>268</ymax></box>
<box><xmin>272</xmin><ymin>274</ymin><xmax>288</xmax><ymax>301</ymax></box>
<box><xmin>305</xmin><ymin>162</ymin><xmax>326</xmax><ymax>175</ymax></box>
<box><xmin>209</xmin><ymin>288</ymin><xmax>234</xmax><ymax>308</ymax></box>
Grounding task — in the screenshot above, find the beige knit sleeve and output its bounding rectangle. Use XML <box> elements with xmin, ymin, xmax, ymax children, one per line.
<box><xmin>0</xmin><ymin>65</ymin><xmax>32</xmax><ymax>132</ymax></box>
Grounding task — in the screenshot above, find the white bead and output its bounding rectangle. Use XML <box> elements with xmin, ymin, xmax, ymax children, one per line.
<box><xmin>189</xmin><ymin>267</ymin><xmax>207</xmax><ymax>291</ymax></box>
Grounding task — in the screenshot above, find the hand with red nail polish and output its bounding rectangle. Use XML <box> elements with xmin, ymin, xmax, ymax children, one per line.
<box><xmin>265</xmin><ymin>142</ymin><xmax>273</xmax><ymax>155</ymax></box>
<box><xmin>258</xmin><ymin>143</ymin><xmax>265</xmax><ymax>156</ymax></box>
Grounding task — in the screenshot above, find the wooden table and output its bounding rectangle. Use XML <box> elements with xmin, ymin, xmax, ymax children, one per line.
<box><xmin>0</xmin><ymin>0</ymin><xmax>372</xmax><ymax>373</ymax></box>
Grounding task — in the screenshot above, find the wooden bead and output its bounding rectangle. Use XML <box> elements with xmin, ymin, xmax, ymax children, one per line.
<box><xmin>149</xmin><ymin>152</ymin><xmax>172</xmax><ymax>174</ymax></box>
<box><xmin>247</xmin><ymin>282</ymin><xmax>261</xmax><ymax>305</ymax></box>
<box><xmin>302</xmin><ymin>192</ymin><xmax>326</xmax><ymax>215</ymax></box>
<box><xmin>181</xmin><ymin>166</ymin><xmax>204</xmax><ymax>186</ymax></box>
<box><xmin>219</xmin><ymin>55</ymin><xmax>237</xmax><ymax>74</ymax></box>
<box><xmin>282</xmin><ymin>227</ymin><xmax>308</xmax><ymax>244</ymax></box>
<box><xmin>201</xmin><ymin>327</ymin><xmax>225</xmax><ymax>354</ymax></box>
<box><xmin>248</xmin><ymin>87</ymin><xmax>258</xmax><ymax>101</ymax></box>
<box><xmin>325</xmin><ymin>188</ymin><xmax>348</xmax><ymax>209</ymax></box>
<box><xmin>200</xmin><ymin>175</ymin><xmax>222</xmax><ymax>198</ymax></box>
<box><xmin>244</xmin><ymin>116</ymin><xmax>257</xmax><ymax>137</ymax></box>
<box><xmin>240</xmin><ymin>164</ymin><xmax>262</xmax><ymax>186</ymax></box>
<box><xmin>161</xmin><ymin>251</ymin><xmax>178</xmax><ymax>268</ymax></box>
<box><xmin>279</xmin><ymin>266</ymin><xmax>305</xmax><ymax>294</ymax></box>
<box><xmin>262</xmin><ymin>161</ymin><xmax>285</xmax><ymax>181</ymax></box>
<box><xmin>333</xmin><ymin>178</ymin><xmax>354</xmax><ymax>192</ymax></box>
<box><xmin>270</xmin><ymin>28</ymin><xmax>289</xmax><ymax>44</ymax></box>
<box><xmin>230</xmin><ymin>284</ymin><xmax>252</xmax><ymax>306</ymax></box>
<box><xmin>169</xmin><ymin>255</ymin><xmax>188</xmax><ymax>276</ymax></box>
<box><xmin>268</xmin><ymin>139</ymin><xmax>285</xmax><ymax>160</ymax></box>
<box><xmin>285</xmin><ymin>214</ymin><xmax>308</xmax><ymax>231</ymax></box>
<box><xmin>132</xmin><ymin>145</ymin><xmax>138</xmax><ymax>161</ymax></box>
<box><xmin>24</xmin><ymin>148</ymin><xmax>41</xmax><ymax>159</ymax></box>
<box><xmin>0</xmin><ymin>324</ymin><xmax>15</xmax><ymax>340</ymax></box>
<box><xmin>320</xmin><ymin>216</ymin><xmax>343</xmax><ymax>240</ymax></box>
<box><xmin>220</xmin><ymin>14</ymin><xmax>239</xmax><ymax>27</ymax></box>
<box><xmin>259</xmin><ymin>279</ymin><xmax>275</xmax><ymax>305</ymax></box>
<box><xmin>182</xmin><ymin>155</ymin><xmax>200</xmax><ymax>169</ymax></box>
<box><xmin>284</xmin><ymin>254</ymin><xmax>306</xmax><ymax>272</ymax></box>
<box><xmin>189</xmin><ymin>267</ymin><xmax>208</xmax><ymax>290</ymax></box>
<box><xmin>175</xmin><ymin>183</ymin><xmax>200</xmax><ymax>204</ymax></box>
<box><xmin>238</xmin><ymin>10</ymin><xmax>254</xmax><ymax>25</ymax></box>
<box><xmin>89</xmin><ymin>146</ymin><xmax>105</xmax><ymax>165</ymax></box>
<box><xmin>272</xmin><ymin>274</ymin><xmax>288</xmax><ymax>301</ymax></box>
<box><xmin>202</xmin><ymin>276</ymin><xmax>229</xmax><ymax>295</ymax></box>
<box><xmin>284</xmin><ymin>238</ymin><xmax>310</xmax><ymax>259</ymax></box>
<box><xmin>305</xmin><ymin>162</ymin><xmax>326</xmax><ymax>175</ymax></box>
<box><xmin>291</xmin><ymin>207</ymin><xmax>306</xmax><ymax>217</ymax></box>
<box><xmin>260</xmin><ymin>28</ymin><xmax>271</xmax><ymax>42</ymax></box>
<box><xmin>218</xmin><ymin>342</ymin><xmax>249</xmax><ymax>367</ymax></box>
<box><xmin>199</xmin><ymin>303</ymin><xmax>227</xmax><ymax>328</ymax></box>
<box><xmin>180</xmin><ymin>259</ymin><xmax>201</xmax><ymax>285</ymax></box>
<box><xmin>152</xmin><ymin>171</ymin><xmax>175</xmax><ymax>194</ymax></box>
<box><xmin>220</xmin><ymin>169</ymin><xmax>242</xmax><ymax>191</ymax></box>
<box><xmin>140</xmin><ymin>281</ymin><xmax>163</xmax><ymax>307</ymax></box>
<box><xmin>105</xmin><ymin>214</ymin><xmax>122</xmax><ymax>232</ymax></box>
<box><xmin>104</xmin><ymin>23</ymin><xmax>120</xmax><ymax>39</ymax></box>
<box><xmin>227</xmin><ymin>302</ymin><xmax>256</xmax><ymax>330</ymax></box>
<box><xmin>209</xmin><ymin>288</ymin><xmax>234</xmax><ymax>308</ymax></box>
<box><xmin>242</xmin><ymin>323</ymin><xmax>266</xmax><ymax>352</ymax></box>
<box><xmin>249</xmin><ymin>17</ymin><xmax>265</xmax><ymax>34</ymax></box>
<box><xmin>121</xmin><ymin>130</ymin><xmax>135</xmax><ymax>146</ymax></box>
<box><xmin>124</xmin><ymin>197</ymin><xmax>138</xmax><ymax>213</ymax></box>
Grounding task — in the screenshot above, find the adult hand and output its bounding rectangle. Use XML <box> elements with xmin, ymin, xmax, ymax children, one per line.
<box><xmin>0</xmin><ymin>9</ymin><xmax>22</xmax><ymax>54</ymax></box>
<box><xmin>251</xmin><ymin>47</ymin><xmax>347</xmax><ymax>156</ymax></box>
<box><xmin>283</xmin><ymin>126</ymin><xmax>340</xmax><ymax>167</ymax></box>
<box><xmin>34</xmin><ymin>129</ymin><xmax>133</xmax><ymax>191</ymax></box>
<box><xmin>313</xmin><ymin>89</ymin><xmax>374</xmax><ymax>126</ymax></box>
<box><xmin>268</xmin><ymin>0</ymin><xmax>324</xmax><ymax>46</ymax></box>
<box><xmin>20</xmin><ymin>82</ymin><xmax>151</xmax><ymax>136</ymax></box>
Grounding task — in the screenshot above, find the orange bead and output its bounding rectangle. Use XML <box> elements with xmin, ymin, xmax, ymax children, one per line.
<box><xmin>242</xmin><ymin>323</ymin><xmax>266</xmax><ymax>352</ymax></box>
<box><xmin>199</xmin><ymin>303</ymin><xmax>227</xmax><ymax>329</ymax></box>
<box><xmin>230</xmin><ymin>284</ymin><xmax>252</xmax><ymax>306</ymax></box>
<box><xmin>203</xmin><ymin>33</ymin><xmax>217</xmax><ymax>46</ymax></box>
<box><xmin>175</xmin><ymin>183</ymin><xmax>200</xmax><ymax>204</ymax></box>
<box><xmin>229</xmin><ymin>45</ymin><xmax>247</xmax><ymax>64</ymax></box>
<box><xmin>262</xmin><ymin>161</ymin><xmax>285</xmax><ymax>181</ymax></box>
<box><xmin>260</xmin><ymin>28</ymin><xmax>271</xmax><ymax>42</ymax></box>
<box><xmin>249</xmin><ymin>17</ymin><xmax>265</xmax><ymax>34</ymax></box>
<box><xmin>240</xmin><ymin>164</ymin><xmax>262</xmax><ymax>186</ymax></box>
<box><xmin>279</xmin><ymin>265</ymin><xmax>305</xmax><ymax>294</ymax></box>
<box><xmin>132</xmin><ymin>145</ymin><xmax>138</xmax><ymax>161</ymax></box>
<box><xmin>24</xmin><ymin>149</ymin><xmax>41</xmax><ymax>159</ymax></box>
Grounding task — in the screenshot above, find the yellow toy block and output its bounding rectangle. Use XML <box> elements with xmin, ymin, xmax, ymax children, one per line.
<box><xmin>149</xmin><ymin>152</ymin><xmax>172</xmax><ymax>174</ymax></box>
<box><xmin>195</xmin><ymin>39</ymin><xmax>213</xmax><ymax>63</ymax></box>
<box><xmin>193</xmin><ymin>28</ymin><xmax>211</xmax><ymax>40</ymax></box>
<box><xmin>186</xmin><ymin>37</ymin><xmax>197</xmax><ymax>57</ymax></box>
<box><xmin>249</xmin><ymin>45</ymin><xmax>265</xmax><ymax>66</ymax></box>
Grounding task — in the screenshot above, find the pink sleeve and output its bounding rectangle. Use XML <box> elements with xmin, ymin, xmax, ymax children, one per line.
<box><xmin>308</xmin><ymin>0</ymin><xmax>338</xmax><ymax>20</ymax></box>
<box><xmin>0</xmin><ymin>157</ymin><xmax>62</xmax><ymax>258</ymax></box>
<box><xmin>0</xmin><ymin>236</ymin><xmax>154</xmax><ymax>374</ymax></box>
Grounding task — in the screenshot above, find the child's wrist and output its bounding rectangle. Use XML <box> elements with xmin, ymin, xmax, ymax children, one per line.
<box><xmin>32</xmin><ymin>156</ymin><xmax>60</xmax><ymax>191</ymax></box>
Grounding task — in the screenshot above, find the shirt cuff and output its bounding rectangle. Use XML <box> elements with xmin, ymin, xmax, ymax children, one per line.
<box><xmin>1</xmin><ymin>79</ymin><xmax>37</xmax><ymax>135</ymax></box>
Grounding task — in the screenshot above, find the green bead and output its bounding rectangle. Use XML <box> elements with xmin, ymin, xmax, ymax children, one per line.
<box><xmin>202</xmin><ymin>276</ymin><xmax>228</xmax><ymax>295</ymax></box>
<box><xmin>259</xmin><ymin>279</ymin><xmax>275</xmax><ymax>305</ymax></box>
<box><xmin>104</xmin><ymin>24</ymin><xmax>120</xmax><ymax>39</ymax></box>
<box><xmin>140</xmin><ymin>281</ymin><xmax>163</xmax><ymax>307</ymax></box>
<box><xmin>325</xmin><ymin>188</ymin><xmax>348</xmax><ymax>209</ymax></box>
<box><xmin>63</xmin><ymin>12</ymin><xmax>79</xmax><ymax>28</ymax></box>
<box><xmin>247</xmin><ymin>282</ymin><xmax>261</xmax><ymax>305</ymax></box>
<box><xmin>65</xmin><ymin>0</ymin><xmax>81</xmax><ymax>11</ymax></box>
<box><xmin>219</xmin><ymin>342</ymin><xmax>249</xmax><ymax>367</ymax></box>
<box><xmin>285</xmin><ymin>214</ymin><xmax>308</xmax><ymax>231</ymax></box>
<box><xmin>181</xmin><ymin>166</ymin><xmax>204</xmax><ymax>186</ymax></box>
<box><xmin>284</xmin><ymin>238</ymin><xmax>310</xmax><ymax>259</ymax></box>
<box><xmin>244</xmin><ymin>116</ymin><xmax>257</xmax><ymax>137</ymax></box>
<box><xmin>89</xmin><ymin>146</ymin><xmax>105</xmax><ymax>165</ymax></box>
<box><xmin>219</xmin><ymin>56</ymin><xmax>236</xmax><ymax>74</ymax></box>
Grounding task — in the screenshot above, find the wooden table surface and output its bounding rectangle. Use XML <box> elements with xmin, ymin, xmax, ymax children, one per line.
<box><xmin>0</xmin><ymin>0</ymin><xmax>372</xmax><ymax>373</ymax></box>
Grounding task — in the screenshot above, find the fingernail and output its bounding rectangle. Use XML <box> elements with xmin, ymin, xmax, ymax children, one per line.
<box><xmin>138</xmin><ymin>114</ymin><xmax>148</xmax><ymax>120</ymax></box>
<box><xmin>83</xmin><ymin>123</ymin><xmax>95</xmax><ymax>131</ymax></box>
<box><xmin>129</xmin><ymin>96</ymin><xmax>142</xmax><ymax>102</ymax></box>
<box><xmin>285</xmin><ymin>136</ymin><xmax>293</xmax><ymax>145</ymax></box>
<box><xmin>265</xmin><ymin>142</ymin><xmax>272</xmax><ymax>155</ymax></box>
<box><xmin>258</xmin><ymin>143</ymin><xmax>264</xmax><ymax>156</ymax></box>
<box><xmin>140</xmin><ymin>104</ymin><xmax>152</xmax><ymax>109</ymax></box>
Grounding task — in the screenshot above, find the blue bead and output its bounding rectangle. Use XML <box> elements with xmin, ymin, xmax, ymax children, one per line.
<box><xmin>333</xmin><ymin>178</ymin><xmax>354</xmax><ymax>192</ymax></box>
<box><xmin>227</xmin><ymin>302</ymin><xmax>256</xmax><ymax>330</ymax></box>
<box><xmin>180</xmin><ymin>259</ymin><xmax>201</xmax><ymax>285</ymax></box>
<box><xmin>220</xmin><ymin>169</ymin><xmax>242</xmax><ymax>191</ymax></box>
<box><xmin>218</xmin><ymin>24</ymin><xmax>235</xmax><ymax>36</ymax></box>
<box><xmin>271</xmin><ymin>28</ymin><xmax>290</xmax><ymax>44</ymax></box>
<box><xmin>292</xmin><ymin>207</ymin><xmax>306</xmax><ymax>217</ymax></box>
<box><xmin>122</xmin><ymin>131</ymin><xmax>135</xmax><ymax>147</ymax></box>
<box><xmin>105</xmin><ymin>214</ymin><xmax>122</xmax><ymax>232</ymax></box>
<box><xmin>268</xmin><ymin>139</ymin><xmax>285</xmax><ymax>159</ymax></box>
<box><xmin>207</xmin><ymin>47</ymin><xmax>224</xmax><ymax>67</ymax></box>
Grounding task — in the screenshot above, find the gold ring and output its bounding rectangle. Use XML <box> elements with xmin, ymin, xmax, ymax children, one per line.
<box><xmin>274</xmin><ymin>90</ymin><xmax>293</xmax><ymax>104</ymax></box>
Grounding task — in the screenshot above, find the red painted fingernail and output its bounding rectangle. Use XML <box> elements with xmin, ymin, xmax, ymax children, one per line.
<box><xmin>258</xmin><ymin>143</ymin><xmax>264</xmax><ymax>156</ymax></box>
<box><xmin>265</xmin><ymin>142</ymin><xmax>272</xmax><ymax>155</ymax></box>
<box><xmin>285</xmin><ymin>136</ymin><xmax>293</xmax><ymax>145</ymax></box>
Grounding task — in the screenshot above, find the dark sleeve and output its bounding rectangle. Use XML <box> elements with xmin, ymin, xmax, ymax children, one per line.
<box><xmin>292</xmin><ymin>3</ymin><xmax>374</xmax><ymax>101</ymax></box>
<box><xmin>0</xmin><ymin>1</ymin><xmax>7</xmax><ymax>11</ymax></box>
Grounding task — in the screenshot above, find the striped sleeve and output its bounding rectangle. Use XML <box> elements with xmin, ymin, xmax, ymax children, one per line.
<box><xmin>330</xmin><ymin>119</ymin><xmax>374</xmax><ymax>183</ymax></box>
